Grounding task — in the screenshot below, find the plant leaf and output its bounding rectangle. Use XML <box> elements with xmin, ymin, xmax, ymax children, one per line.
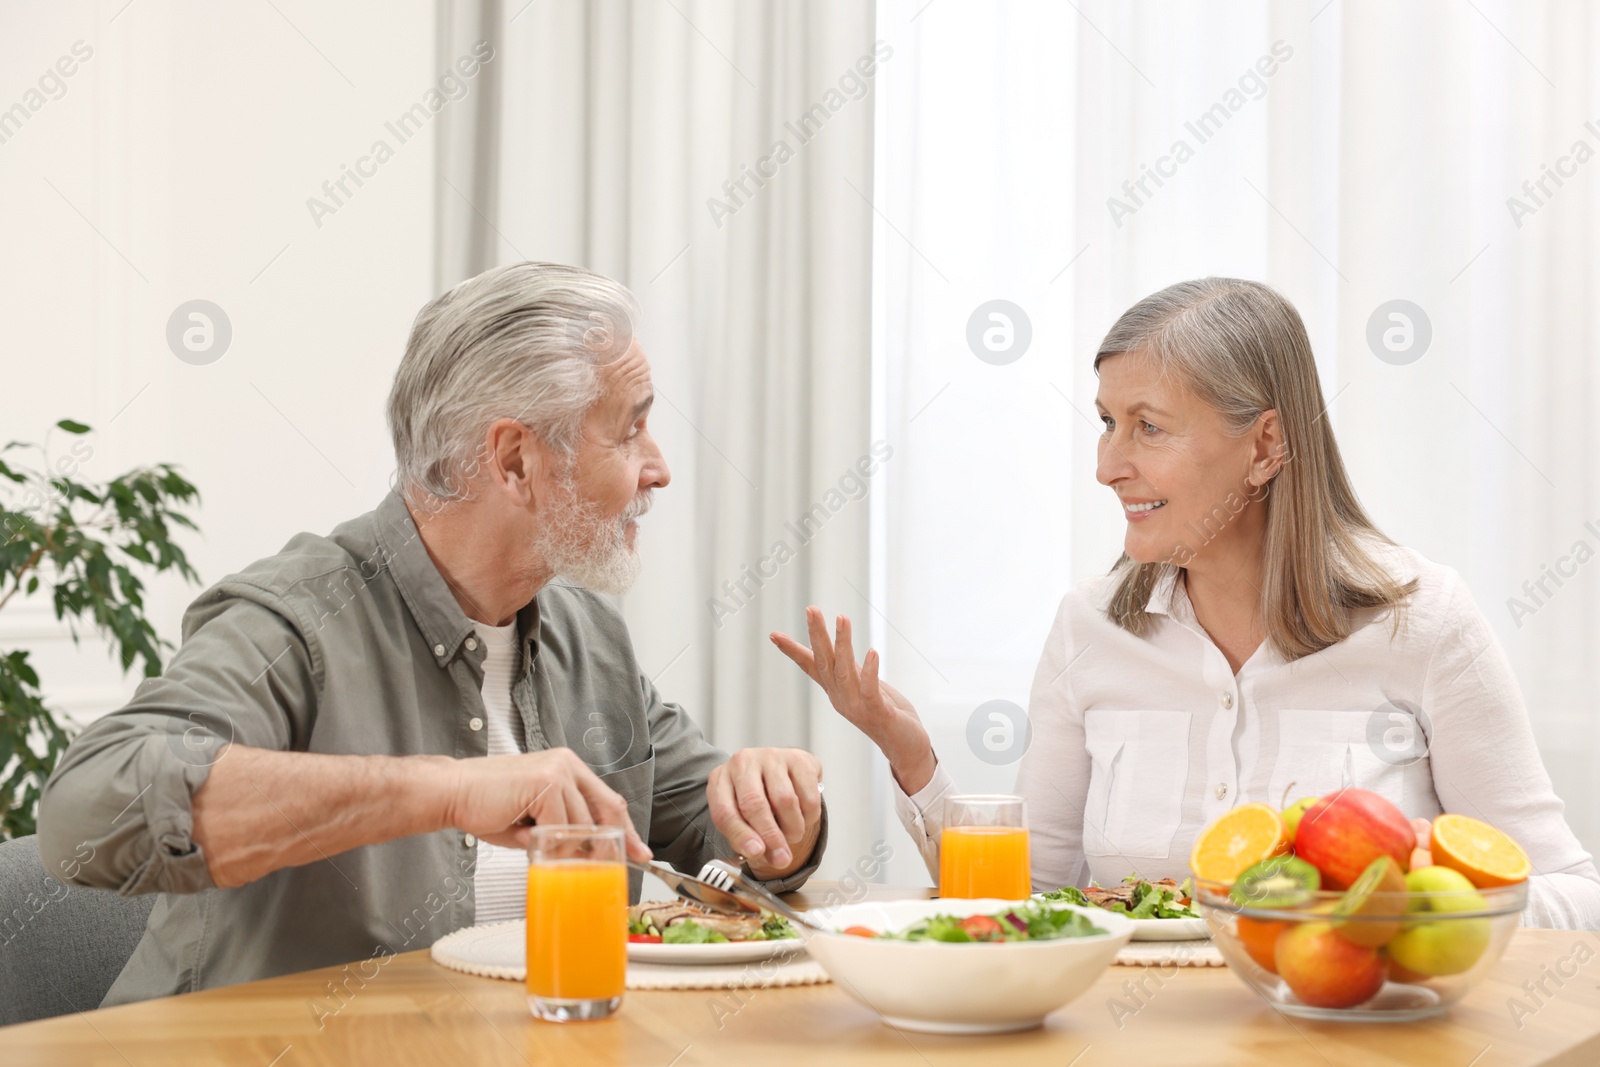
<box><xmin>0</xmin><ymin>437</ymin><xmax>203</xmax><ymax>840</ymax></box>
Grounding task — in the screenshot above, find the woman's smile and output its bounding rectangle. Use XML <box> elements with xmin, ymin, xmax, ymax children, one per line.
<box><xmin>1121</xmin><ymin>497</ymin><xmax>1168</xmax><ymax>521</ymax></box>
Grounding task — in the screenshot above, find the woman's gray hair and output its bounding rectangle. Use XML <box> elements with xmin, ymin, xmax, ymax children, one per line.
<box><xmin>1094</xmin><ymin>277</ymin><xmax>1418</xmax><ymax>661</ymax></box>
<box><xmin>387</xmin><ymin>262</ymin><xmax>640</xmax><ymax>503</ymax></box>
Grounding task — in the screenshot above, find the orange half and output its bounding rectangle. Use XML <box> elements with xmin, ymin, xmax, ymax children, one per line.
<box><xmin>1190</xmin><ymin>803</ymin><xmax>1289</xmax><ymax>885</ymax></box>
<box><xmin>1430</xmin><ymin>813</ymin><xmax>1531</xmax><ymax>888</ymax></box>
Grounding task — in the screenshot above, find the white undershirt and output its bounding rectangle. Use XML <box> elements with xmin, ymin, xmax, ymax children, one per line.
<box><xmin>473</xmin><ymin>619</ymin><xmax>529</xmax><ymax>923</ymax></box>
<box><xmin>894</xmin><ymin>538</ymin><xmax>1600</xmax><ymax>930</ymax></box>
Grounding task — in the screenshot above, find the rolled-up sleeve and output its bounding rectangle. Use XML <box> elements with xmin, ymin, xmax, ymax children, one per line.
<box><xmin>38</xmin><ymin>584</ymin><xmax>318</xmax><ymax>896</ymax></box>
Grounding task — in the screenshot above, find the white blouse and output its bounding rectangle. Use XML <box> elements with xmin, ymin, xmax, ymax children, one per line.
<box><xmin>893</xmin><ymin>540</ymin><xmax>1600</xmax><ymax>930</ymax></box>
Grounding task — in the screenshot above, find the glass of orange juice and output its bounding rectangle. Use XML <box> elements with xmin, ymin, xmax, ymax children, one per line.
<box><xmin>526</xmin><ymin>825</ymin><xmax>628</xmax><ymax>1022</ymax></box>
<box><xmin>940</xmin><ymin>794</ymin><xmax>1031</xmax><ymax>899</ymax></box>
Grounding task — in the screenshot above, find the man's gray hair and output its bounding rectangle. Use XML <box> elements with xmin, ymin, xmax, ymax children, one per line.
<box><xmin>387</xmin><ymin>262</ymin><xmax>640</xmax><ymax>503</ymax></box>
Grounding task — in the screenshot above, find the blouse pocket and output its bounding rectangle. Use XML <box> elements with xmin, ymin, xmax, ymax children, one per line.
<box><xmin>1267</xmin><ymin>710</ymin><xmax>1412</xmax><ymax>812</ymax></box>
<box><xmin>1081</xmin><ymin>710</ymin><xmax>1192</xmax><ymax>860</ymax></box>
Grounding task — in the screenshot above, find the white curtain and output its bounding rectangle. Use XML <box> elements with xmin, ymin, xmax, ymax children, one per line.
<box><xmin>871</xmin><ymin>0</ymin><xmax>1600</xmax><ymax>885</ymax></box>
<box><xmin>434</xmin><ymin>0</ymin><xmax>504</xmax><ymax>294</ymax></box>
<box><xmin>439</xmin><ymin>0</ymin><xmax>881</xmax><ymax>877</ymax></box>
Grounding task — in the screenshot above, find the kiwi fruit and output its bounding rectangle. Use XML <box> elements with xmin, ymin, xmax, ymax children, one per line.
<box><xmin>1330</xmin><ymin>855</ymin><xmax>1406</xmax><ymax>947</ymax></box>
<box><xmin>1229</xmin><ymin>855</ymin><xmax>1321</xmax><ymax>908</ymax></box>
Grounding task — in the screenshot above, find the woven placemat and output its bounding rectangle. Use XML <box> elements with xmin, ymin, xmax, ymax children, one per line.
<box><xmin>429</xmin><ymin>920</ymin><xmax>830</xmax><ymax>990</ymax></box>
<box><xmin>1114</xmin><ymin>940</ymin><xmax>1225</xmax><ymax>967</ymax></box>
<box><xmin>627</xmin><ymin>957</ymin><xmax>830</xmax><ymax>990</ymax></box>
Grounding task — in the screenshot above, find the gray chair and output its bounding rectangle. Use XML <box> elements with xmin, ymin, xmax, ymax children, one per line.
<box><xmin>0</xmin><ymin>835</ymin><xmax>154</xmax><ymax>1026</ymax></box>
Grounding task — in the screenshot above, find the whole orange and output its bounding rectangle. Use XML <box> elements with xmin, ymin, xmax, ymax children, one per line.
<box><xmin>1236</xmin><ymin>916</ymin><xmax>1287</xmax><ymax>973</ymax></box>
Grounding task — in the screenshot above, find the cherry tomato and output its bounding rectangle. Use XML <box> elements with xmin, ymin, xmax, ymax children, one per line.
<box><xmin>842</xmin><ymin>926</ymin><xmax>879</xmax><ymax>938</ymax></box>
<box><xmin>627</xmin><ymin>934</ymin><xmax>663</xmax><ymax>943</ymax></box>
<box><xmin>960</xmin><ymin>915</ymin><xmax>1005</xmax><ymax>940</ymax></box>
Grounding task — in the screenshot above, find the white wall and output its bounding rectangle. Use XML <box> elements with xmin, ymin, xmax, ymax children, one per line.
<box><xmin>1</xmin><ymin>2</ymin><xmax>436</xmax><ymax>724</ymax></box>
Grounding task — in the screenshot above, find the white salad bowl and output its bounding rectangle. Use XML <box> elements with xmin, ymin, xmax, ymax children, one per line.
<box><xmin>799</xmin><ymin>898</ymin><xmax>1134</xmax><ymax>1034</ymax></box>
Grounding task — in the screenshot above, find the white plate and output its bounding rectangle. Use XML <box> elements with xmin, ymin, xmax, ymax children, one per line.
<box><xmin>627</xmin><ymin>937</ymin><xmax>805</xmax><ymax>965</ymax></box>
<box><xmin>1129</xmin><ymin>916</ymin><xmax>1211</xmax><ymax>941</ymax></box>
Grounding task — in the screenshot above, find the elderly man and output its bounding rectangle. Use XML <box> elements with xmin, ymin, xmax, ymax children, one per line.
<box><xmin>38</xmin><ymin>262</ymin><xmax>827</xmax><ymax>1005</ymax></box>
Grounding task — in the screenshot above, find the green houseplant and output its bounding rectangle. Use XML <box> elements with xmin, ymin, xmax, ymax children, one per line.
<box><xmin>0</xmin><ymin>419</ymin><xmax>201</xmax><ymax>839</ymax></box>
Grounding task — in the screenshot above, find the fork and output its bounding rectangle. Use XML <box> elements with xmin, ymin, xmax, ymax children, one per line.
<box><xmin>696</xmin><ymin>858</ymin><xmax>751</xmax><ymax>893</ymax></box>
<box><xmin>695</xmin><ymin>859</ymin><xmax>825</xmax><ymax>933</ymax></box>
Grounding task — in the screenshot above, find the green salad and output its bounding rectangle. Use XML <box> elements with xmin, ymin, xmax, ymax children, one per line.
<box><xmin>1041</xmin><ymin>875</ymin><xmax>1200</xmax><ymax>920</ymax></box>
<box><xmin>629</xmin><ymin>914</ymin><xmax>796</xmax><ymax>944</ymax></box>
<box><xmin>858</xmin><ymin>900</ymin><xmax>1106</xmax><ymax>943</ymax></box>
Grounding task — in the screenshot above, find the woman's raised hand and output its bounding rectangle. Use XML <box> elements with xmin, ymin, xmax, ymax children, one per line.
<box><xmin>769</xmin><ymin>607</ymin><xmax>938</xmax><ymax>795</ymax></box>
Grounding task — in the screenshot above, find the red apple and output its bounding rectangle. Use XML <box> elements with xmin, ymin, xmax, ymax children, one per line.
<box><xmin>1293</xmin><ymin>789</ymin><xmax>1414</xmax><ymax>890</ymax></box>
<box><xmin>1275</xmin><ymin>921</ymin><xmax>1387</xmax><ymax>1009</ymax></box>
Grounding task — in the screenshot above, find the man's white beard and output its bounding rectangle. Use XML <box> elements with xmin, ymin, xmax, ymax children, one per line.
<box><xmin>531</xmin><ymin>473</ymin><xmax>652</xmax><ymax>595</ymax></box>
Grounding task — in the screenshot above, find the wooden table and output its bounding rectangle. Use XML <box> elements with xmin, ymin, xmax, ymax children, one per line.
<box><xmin>7</xmin><ymin>882</ymin><xmax>1600</xmax><ymax>1066</ymax></box>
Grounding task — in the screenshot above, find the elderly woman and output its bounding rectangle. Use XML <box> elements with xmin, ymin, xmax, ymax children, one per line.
<box><xmin>775</xmin><ymin>277</ymin><xmax>1600</xmax><ymax>929</ymax></box>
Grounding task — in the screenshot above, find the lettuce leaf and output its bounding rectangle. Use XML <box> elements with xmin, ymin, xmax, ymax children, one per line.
<box><xmin>754</xmin><ymin>914</ymin><xmax>798</xmax><ymax>940</ymax></box>
<box><xmin>662</xmin><ymin>921</ymin><xmax>729</xmax><ymax>944</ymax></box>
<box><xmin>1041</xmin><ymin>885</ymin><xmax>1092</xmax><ymax>908</ymax></box>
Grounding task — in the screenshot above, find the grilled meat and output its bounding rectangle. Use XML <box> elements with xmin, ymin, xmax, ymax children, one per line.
<box><xmin>628</xmin><ymin>900</ymin><xmax>765</xmax><ymax>940</ymax></box>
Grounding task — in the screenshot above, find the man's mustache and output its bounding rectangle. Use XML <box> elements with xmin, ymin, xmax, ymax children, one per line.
<box><xmin>622</xmin><ymin>490</ymin><xmax>653</xmax><ymax>524</ymax></box>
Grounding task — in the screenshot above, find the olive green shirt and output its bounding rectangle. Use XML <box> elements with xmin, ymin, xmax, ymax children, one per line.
<box><xmin>38</xmin><ymin>489</ymin><xmax>825</xmax><ymax>1006</ymax></box>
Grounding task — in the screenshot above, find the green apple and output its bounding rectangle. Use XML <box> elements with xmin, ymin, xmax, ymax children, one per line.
<box><xmin>1385</xmin><ymin>866</ymin><xmax>1490</xmax><ymax>977</ymax></box>
<box><xmin>1403</xmin><ymin>865</ymin><xmax>1488</xmax><ymax>913</ymax></box>
<box><xmin>1282</xmin><ymin>796</ymin><xmax>1319</xmax><ymax>841</ymax></box>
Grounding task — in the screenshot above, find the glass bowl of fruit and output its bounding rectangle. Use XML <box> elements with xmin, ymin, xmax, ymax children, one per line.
<box><xmin>1189</xmin><ymin>790</ymin><xmax>1532</xmax><ymax>1022</ymax></box>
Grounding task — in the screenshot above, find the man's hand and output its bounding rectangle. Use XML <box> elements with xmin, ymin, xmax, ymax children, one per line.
<box><xmin>707</xmin><ymin>747</ymin><xmax>823</xmax><ymax>880</ymax></box>
<box><xmin>443</xmin><ymin>747</ymin><xmax>653</xmax><ymax>861</ymax></box>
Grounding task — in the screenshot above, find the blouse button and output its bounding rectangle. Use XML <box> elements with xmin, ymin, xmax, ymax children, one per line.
<box><xmin>1216</xmin><ymin>783</ymin><xmax>1228</xmax><ymax>799</ymax></box>
<box><xmin>469</xmin><ymin>717</ymin><xmax>484</xmax><ymax>732</ymax></box>
<box><xmin>434</xmin><ymin>644</ymin><xmax>446</xmax><ymax>657</ymax></box>
<box><xmin>463</xmin><ymin>833</ymin><xmax>477</xmax><ymax>848</ymax></box>
<box><xmin>1220</xmin><ymin>692</ymin><xmax>1234</xmax><ymax>709</ymax></box>
<box><xmin>466</xmin><ymin>637</ymin><xmax>479</xmax><ymax>651</ymax></box>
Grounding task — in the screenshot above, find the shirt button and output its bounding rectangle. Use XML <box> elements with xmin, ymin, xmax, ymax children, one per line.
<box><xmin>1221</xmin><ymin>692</ymin><xmax>1234</xmax><ymax>709</ymax></box>
<box><xmin>462</xmin><ymin>833</ymin><xmax>477</xmax><ymax>848</ymax></box>
<box><xmin>466</xmin><ymin>637</ymin><xmax>478</xmax><ymax>651</ymax></box>
<box><xmin>1216</xmin><ymin>783</ymin><xmax>1229</xmax><ymax>799</ymax></box>
<box><xmin>434</xmin><ymin>644</ymin><xmax>446</xmax><ymax>657</ymax></box>
<box><xmin>469</xmin><ymin>716</ymin><xmax>484</xmax><ymax>732</ymax></box>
